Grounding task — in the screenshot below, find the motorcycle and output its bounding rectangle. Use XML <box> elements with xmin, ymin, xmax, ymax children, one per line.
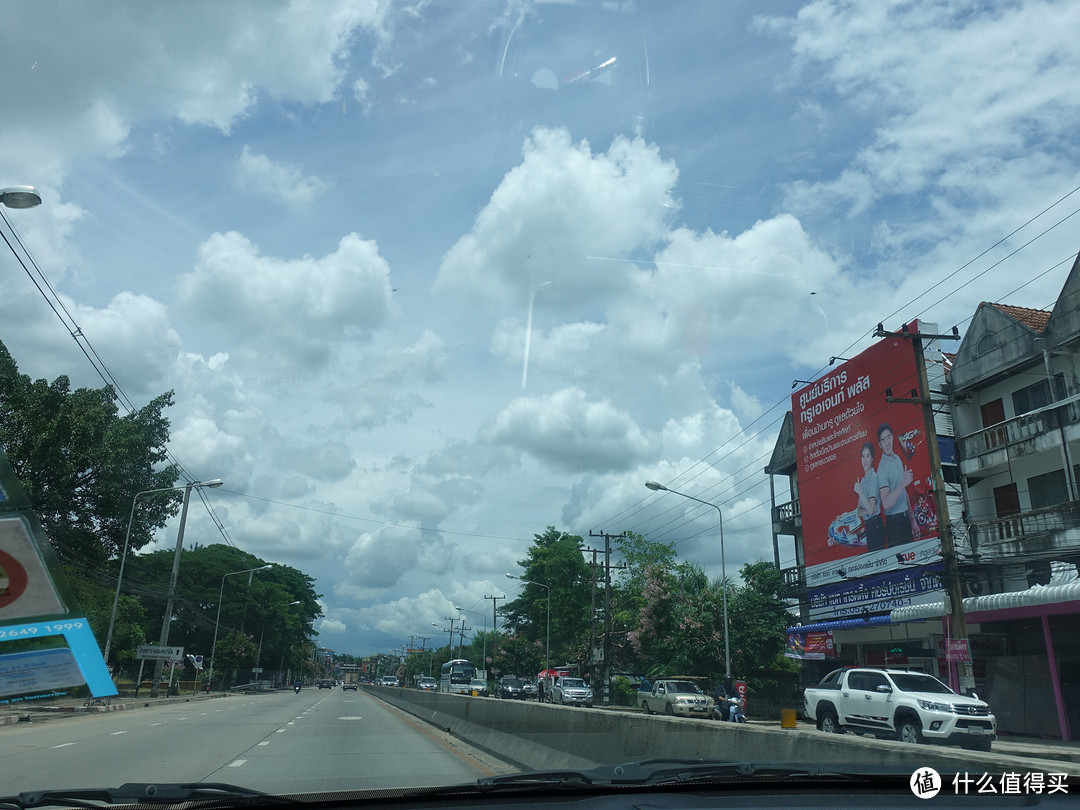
<box><xmin>713</xmin><ymin>695</ymin><xmax>746</xmax><ymax>723</ymax></box>
<box><xmin>294</xmin><ymin>683</ymin><xmax>301</xmax><ymax>694</ymax></box>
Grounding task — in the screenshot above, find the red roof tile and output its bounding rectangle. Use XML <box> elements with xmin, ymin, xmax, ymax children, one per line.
<box><xmin>989</xmin><ymin>302</ymin><xmax>1051</xmax><ymax>333</ymax></box>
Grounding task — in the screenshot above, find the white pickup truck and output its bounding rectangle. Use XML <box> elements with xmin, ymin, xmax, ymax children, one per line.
<box><xmin>803</xmin><ymin>667</ymin><xmax>996</xmax><ymax>751</ymax></box>
<box><xmin>638</xmin><ymin>679</ymin><xmax>711</xmax><ymax>718</ymax></box>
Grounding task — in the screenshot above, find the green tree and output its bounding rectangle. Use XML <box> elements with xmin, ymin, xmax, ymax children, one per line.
<box><xmin>500</xmin><ymin>527</ymin><xmax>591</xmax><ymax>667</ymax></box>
<box><xmin>0</xmin><ymin>340</ymin><xmax>180</xmax><ymax>568</ymax></box>
<box><xmin>727</xmin><ymin>561</ymin><xmax>796</xmax><ymax>676</ymax></box>
<box><xmin>125</xmin><ymin>544</ymin><xmax>322</xmax><ymax>681</ymax></box>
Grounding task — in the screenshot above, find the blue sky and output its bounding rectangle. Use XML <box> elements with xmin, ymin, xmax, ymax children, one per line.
<box><xmin>2</xmin><ymin>0</ymin><xmax>1079</xmax><ymax>656</ymax></box>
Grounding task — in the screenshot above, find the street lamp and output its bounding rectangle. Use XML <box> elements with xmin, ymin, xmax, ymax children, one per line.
<box><xmin>105</xmin><ymin>479</ymin><xmax>223</xmax><ymax>666</ymax></box>
<box><xmin>151</xmin><ymin>478</ymin><xmax>224</xmax><ymax>697</ymax></box>
<box><xmin>506</xmin><ymin>573</ymin><xmax>550</xmax><ymax>672</ymax></box>
<box><xmin>208</xmin><ymin>564</ymin><xmax>273</xmax><ymax>690</ymax></box>
<box><xmin>0</xmin><ymin>186</ymin><xmax>42</xmax><ymax>209</ymax></box>
<box><xmin>646</xmin><ymin>479</ymin><xmax>731</xmax><ymax>677</ymax></box>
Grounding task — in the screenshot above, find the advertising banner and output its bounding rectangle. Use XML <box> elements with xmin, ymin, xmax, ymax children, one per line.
<box><xmin>785</xmin><ymin>630</ymin><xmax>835</xmax><ymax>660</ymax></box>
<box><xmin>792</xmin><ymin>323</ymin><xmax>943</xmax><ymax>600</ymax></box>
<box><xmin>807</xmin><ymin>563</ymin><xmax>944</xmax><ymax>620</ymax></box>
<box><xmin>0</xmin><ymin>448</ymin><xmax>116</xmax><ymax>703</ymax></box>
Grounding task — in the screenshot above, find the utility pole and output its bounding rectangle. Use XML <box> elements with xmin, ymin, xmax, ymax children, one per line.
<box><xmin>877</xmin><ymin>322</ymin><xmax>970</xmax><ymax>693</ymax></box>
<box><xmin>589</xmin><ymin>530</ymin><xmax>627</xmax><ymax>706</ymax></box>
<box><xmin>484</xmin><ymin>594</ymin><xmax>505</xmax><ymax>673</ymax></box>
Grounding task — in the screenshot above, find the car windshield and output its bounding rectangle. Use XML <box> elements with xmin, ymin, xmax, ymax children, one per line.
<box><xmin>669</xmin><ymin>682</ymin><xmax>702</xmax><ymax>694</ymax></box>
<box><xmin>890</xmin><ymin>674</ymin><xmax>956</xmax><ymax>696</ymax></box>
<box><xmin>1</xmin><ymin>0</ymin><xmax>1075</xmax><ymax>801</ymax></box>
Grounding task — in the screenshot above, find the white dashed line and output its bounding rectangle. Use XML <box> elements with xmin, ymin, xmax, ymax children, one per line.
<box><xmin>258</xmin><ymin>741</ymin><xmax>270</xmax><ymax>746</ymax></box>
<box><xmin>275</xmin><ymin>729</ymin><xmax>286</xmax><ymax>733</ymax></box>
<box><xmin>228</xmin><ymin>760</ymin><xmax>246</xmax><ymax>768</ymax></box>
<box><xmin>110</xmin><ymin>731</ymin><xmax>127</xmax><ymax>736</ymax></box>
<box><xmin>150</xmin><ymin>722</ymin><xmax>165</xmax><ymax>726</ymax></box>
<box><xmin>50</xmin><ymin>743</ymin><xmax>75</xmax><ymax>749</ymax></box>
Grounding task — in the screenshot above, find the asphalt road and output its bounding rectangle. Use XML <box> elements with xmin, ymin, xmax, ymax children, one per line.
<box><xmin>0</xmin><ymin>689</ymin><xmax>510</xmax><ymax>796</ymax></box>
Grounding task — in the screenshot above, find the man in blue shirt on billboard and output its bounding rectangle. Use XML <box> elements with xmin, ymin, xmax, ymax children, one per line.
<box><xmin>877</xmin><ymin>422</ymin><xmax>914</xmax><ymax>545</ymax></box>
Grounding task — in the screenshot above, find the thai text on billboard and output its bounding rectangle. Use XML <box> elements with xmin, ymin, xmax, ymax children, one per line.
<box><xmin>792</xmin><ymin>325</ymin><xmax>942</xmax><ymax>590</ymax></box>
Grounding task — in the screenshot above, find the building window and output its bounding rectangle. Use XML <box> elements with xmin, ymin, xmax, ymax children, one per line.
<box><xmin>1028</xmin><ymin>469</ymin><xmax>1069</xmax><ymax>510</ymax></box>
<box><xmin>1012</xmin><ymin>373</ymin><xmax>1066</xmax><ymax>416</ymax></box>
<box><xmin>977</xmin><ymin>333</ymin><xmax>999</xmax><ymax>355</ymax></box>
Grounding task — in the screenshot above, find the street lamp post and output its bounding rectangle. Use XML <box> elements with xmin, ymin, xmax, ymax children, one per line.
<box><xmin>506</xmin><ymin>573</ymin><xmax>550</xmax><ymax>672</ymax></box>
<box><xmin>646</xmin><ymin>480</ymin><xmax>731</xmax><ymax>677</ymax></box>
<box><xmin>208</xmin><ymin>564</ymin><xmax>273</xmax><ymax>691</ymax></box>
<box><xmin>150</xmin><ymin>478</ymin><xmax>224</xmax><ymax>697</ymax></box>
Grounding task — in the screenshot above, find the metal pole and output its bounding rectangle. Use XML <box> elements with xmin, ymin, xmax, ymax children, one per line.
<box><xmin>151</xmin><ymin>483</ymin><xmax>193</xmax><ymax>697</ymax></box>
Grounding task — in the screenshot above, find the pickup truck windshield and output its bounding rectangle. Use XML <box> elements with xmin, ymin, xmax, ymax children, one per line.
<box><xmin>889</xmin><ymin>674</ymin><xmax>955</xmax><ymax>695</ymax></box>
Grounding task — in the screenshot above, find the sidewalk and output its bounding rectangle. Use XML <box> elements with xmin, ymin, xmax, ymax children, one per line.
<box><xmin>0</xmin><ymin>690</ymin><xmax>232</xmax><ymax>727</ymax></box>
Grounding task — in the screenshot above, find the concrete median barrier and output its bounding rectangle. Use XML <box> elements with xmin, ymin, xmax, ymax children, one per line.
<box><xmin>361</xmin><ymin>686</ymin><xmax>1080</xmax><ymax>776</ymax></box>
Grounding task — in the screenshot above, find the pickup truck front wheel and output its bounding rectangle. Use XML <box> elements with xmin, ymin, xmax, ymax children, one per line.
<box><xmin>896</xmin><ymin>717</ymin><xmax>924</xmax><ymax>744</ymax></box>
<box><xmin>816</xmin><ymin>708</ymin><xmax>842</xmax><ymax>734</ymax></box>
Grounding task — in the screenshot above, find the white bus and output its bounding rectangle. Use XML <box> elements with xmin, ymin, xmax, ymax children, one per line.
<box><xmin>440</xmin><ymin>658</ymin><xmax>476</xmax><ymax>694</ymax></box>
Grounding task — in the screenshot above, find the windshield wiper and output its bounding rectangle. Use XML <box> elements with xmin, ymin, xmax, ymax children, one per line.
<box><xmin>479</xmin><ymin>759</ymin><xmax>905</xmax><ymax>789</ymax></box>
<box><xmin>0</xmin><ymin>783</ymin><xmax>300</xmax><ymax>809</ymax></box>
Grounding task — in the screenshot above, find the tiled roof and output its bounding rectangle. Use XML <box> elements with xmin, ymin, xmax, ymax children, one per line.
<box><xmin>987</xmin><ymin>302</ymin><xmax>1051</xmax><ymax>333</ymax></box>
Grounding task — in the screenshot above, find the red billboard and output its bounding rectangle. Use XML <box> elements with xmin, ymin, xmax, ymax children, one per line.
<box><xmin>792</xmin><ymin>324</ymin><xmax>942</xmax><ymax>591</ymax></box>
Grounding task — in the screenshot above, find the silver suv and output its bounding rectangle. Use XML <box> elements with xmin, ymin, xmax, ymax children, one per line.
<box><xmin>551</xmin><ymin>677</ymin><xmax>593</xmax><ymax>707</ymax></box>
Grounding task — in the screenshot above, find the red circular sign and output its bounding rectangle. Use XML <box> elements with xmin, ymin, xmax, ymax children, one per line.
<box><xmin>0</xmin><ymin>549</ymin><xmax>29</xmax><ymax>610</ymax></box>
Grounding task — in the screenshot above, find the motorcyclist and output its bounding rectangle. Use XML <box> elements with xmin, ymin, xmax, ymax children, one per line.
<box><xmin>714</xmin><ymin>675</ymin><xmax>736</xmax><ymax>721</ymax></box>
<box><xmin>293</xmin><ymin>678</ymin><xmax>301</xmax><ymax>693</ymax></box>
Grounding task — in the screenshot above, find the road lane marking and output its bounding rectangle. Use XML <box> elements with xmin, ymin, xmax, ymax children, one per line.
<box><xmin>150</xmin><ymin>722</ymin><xmax>165</xmax><ymax>726</ymax></box>
<box><xmin>338</xmin><ymin>716</ymin><xmax>363</xmax><ymax>720</ymax></box>
<box><xmin>257</xmin><ymin>741</ymin><xmax>270</xmax><ymax>746</ymax></box>
<box><xmin>275</xmin><ymin>729</ymin><xmax>286</xmax><ymax>733</ymax></box>
<box><xmin>110</xmin><ymin>731</ymin><xmax>127</xmax><ymax>736</ymax></box>
<box><xmin>228</xmin><ymin>760</ymin><xmax>246</xmax><ymax>768</ymax></box>
<box><xmin>50</xmin><ymin>743</ymin><xmax>75</xmax><ymax>749</ymax></box>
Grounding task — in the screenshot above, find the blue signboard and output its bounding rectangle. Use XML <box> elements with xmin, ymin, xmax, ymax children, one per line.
<box><xmin>808</xmin><ymin>563</ymin><xmax>944</xmax><ymax>621</ymax></box>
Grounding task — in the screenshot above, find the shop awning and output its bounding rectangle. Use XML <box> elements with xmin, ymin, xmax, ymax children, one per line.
<box><xmin>890</xmin><ymin>580</ymin><xmax>1080</xmax><ymax>622</ymax></box>
<box><xmin>786</xmin><ymin>615</ymin><xmax>892</xmax><ymax>634</ymax></box>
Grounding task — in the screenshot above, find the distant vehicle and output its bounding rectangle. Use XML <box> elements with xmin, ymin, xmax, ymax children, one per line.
<box><xmin>379</xmin><ymin>676</ymin><xmax>398</xmax><ymax>687</ymax></box>
<box><xmin>440</xmin><ymin>658</ymin><xmax>476</xmax><ymax>694</ymax></box>
<box><xmin>551</xmin><ymin>677</ymin><xmax>593</xmax><ymax>708</ymax></box>
<box><xmin>521</xmin><ymin>679</ymin><xmax>538</xmax><ymax>698</ymax></box>
<box><xmin>342</xmin><ymin>681</ymin><xmax>358</xmax><ymax>691</ymax></box>
<box><xmin>317</xmin><ymin>679</ymin><xmax>333</xmax><ymax>689</ymax></box>
<box><xmin>495</xmin><ymin>676</ymin><xmax>527</xmax><ymax>699</ymax></box>
<box><xmin>468</xmin><ymin>678</ymin><xmax>489</xmax><ymax>696</ymax></box>
<box><xmin>417</xmin><ymin>676</ymin><xmax>437</xmax><ymax>691</ymax></box>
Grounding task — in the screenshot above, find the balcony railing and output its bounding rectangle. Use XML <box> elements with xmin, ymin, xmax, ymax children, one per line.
<box><xmin>773</xmin><ymin>499</ymin><xmax>801</xmax><ymax>524</ymax></box>
<box><xmin>959</xmin><ymin>397</ymin><xmax>1080</xmax><ymax>464</ymax></box>
<box><xmin>971</xmin><ymin>499</ymin><xmax>1080</xmax><ymax>561</ymax></box>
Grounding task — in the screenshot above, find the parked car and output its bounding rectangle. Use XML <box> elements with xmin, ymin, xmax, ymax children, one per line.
<box><xmin>638</xmin><ymin>679</ymin><xmax>710</xmax><ymax>717</ymax></box>
<box><xmin>317</xmin><ymin>679</ymin><xmax>333</xmax><ymax>689</ymax></box>
<box><xmin>551</xmin><ymin>677</ymin><xmax>593</xmax><ymax>707</ymax></box>
<box><xmin>521</xmin><ymin>679</ymin><xmax>538</xmax><ymax>698</ymax></box>
<box><xmin>803</xmin><ymin>667</ymin><xmax>996</xmax><ymax>751</ymax></box>
<box><xmin>468</xmin><ymin>678</ymin><xmax>489</xmax><ymax>696</ymax></box>
<box><xmin>495</xmin><ymin>676</ymin><xmax>527</xmax><ymax>699</ymax></box>
<box><xmin>417</xmin><ymin>676</ymin><xmax>437</xmax><ymax>691</ymax></box>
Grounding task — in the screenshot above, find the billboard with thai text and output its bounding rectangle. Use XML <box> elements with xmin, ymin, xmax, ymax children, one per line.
<box><xmin>792</xmin><ymin>324</ymin><xmax>943</xmax><ymax>606</ymax></box>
